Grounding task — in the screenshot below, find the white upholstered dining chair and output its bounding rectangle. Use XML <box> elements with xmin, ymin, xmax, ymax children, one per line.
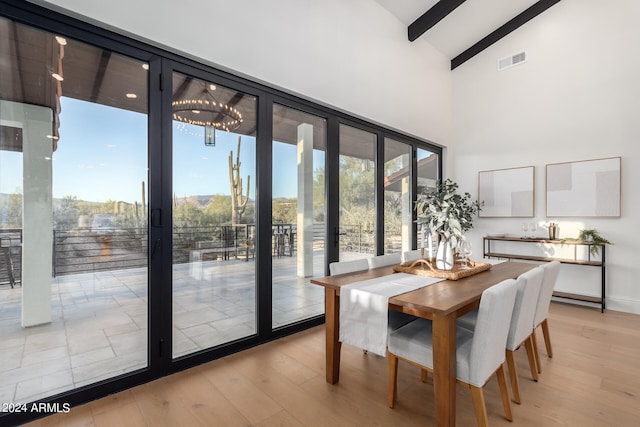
<box><xmin>328</xmin><ymin>257</ymin><xmax>415</xmax><ymax>353</ymax></box>
<box><xmin>366</xmin><ymin>253</ymin><xmax>416</xmax><ymax>331</ymax></box>
<box><xmin>328</xmin><ymin>258</ymin><xmax>369</xmax><ymax>276</ymax></box>
<box><xmin>329</xmin><ymin>258</ymin><xmax>370</xmax><ymax>355</ymax></box>
<box><xmin>387</xmin><ymin>278</ymin><xmax>518</xmax><ymax>426</ymax></box>
<box><xmin>367</xmin><ymin>253</ymin><xmax>401</xmax><ymax>269</ymax></box>
<box><xmin>458</xmin><ymin>266</ymin><xmax>544</xmax><ymax>404</ymax></box>
<box><xmin>532</xmin><ymin>261</ymin><xmax>561</xmax><ymax>372</ymax></box>
<box><xmin>401</xmin><ymin>249</ymin><xmax>422</xmax><ymax>263</ymax></box>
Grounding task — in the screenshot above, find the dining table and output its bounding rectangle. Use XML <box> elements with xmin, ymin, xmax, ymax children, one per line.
<box><xmin>310</xmin><ymin>260</ymin><xmax>536</xmax><ymax>427</ymax></box>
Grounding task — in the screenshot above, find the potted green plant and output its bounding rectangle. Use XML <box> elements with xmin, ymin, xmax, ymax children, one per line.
<box><xmin>416</xmin><ymin>179</ymin><xmax>481</xmax><ymax>270</ymax></box>
<box><xmin>576</xmin><ymin>229</ymin><xmax>612</xmax><ymax>256</ymax></box>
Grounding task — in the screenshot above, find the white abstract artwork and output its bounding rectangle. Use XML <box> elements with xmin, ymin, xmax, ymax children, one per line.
<box><xmin>478</xmin><ymin>166</ymin><xmax>534</xmax><ymax>217</ymax></box>
<box><xmin>546</xmin><ymin>157</ymin><xmax>621</xmax><ymax>217</ymax></box>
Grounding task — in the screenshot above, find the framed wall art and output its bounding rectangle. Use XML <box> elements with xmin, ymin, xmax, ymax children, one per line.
<box><xmin>478</xmin><ymin>166</ymin><xmax>534</xmax><ymax>217</ymax></box>
<box><xmin>546</xmin><ymin>157</ymin><xmax>621</xmax><ymax>217</ymax></box>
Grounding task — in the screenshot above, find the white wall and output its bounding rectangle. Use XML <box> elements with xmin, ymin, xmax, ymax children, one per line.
<box><xmin>37</xmin><ymin>0</ymin><xmax>452</xmax><ymax>145</ymax></box>
<box><xmin>451</xmin><ymin>0</ymin><xmax>640</xmax><ymax>313</ymax></box>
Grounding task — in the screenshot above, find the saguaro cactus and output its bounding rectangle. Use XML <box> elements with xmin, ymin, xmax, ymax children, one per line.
<box><xmin>229</xmin><ymin>136</ymin><xmax>250</xmax><ymax>225</ymax></box>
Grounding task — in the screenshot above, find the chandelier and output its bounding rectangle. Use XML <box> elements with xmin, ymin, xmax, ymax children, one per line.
<box><xmin>172</xmin><ymin>84</ymin><xmax>243</xmax><ymax>146</ymax></box>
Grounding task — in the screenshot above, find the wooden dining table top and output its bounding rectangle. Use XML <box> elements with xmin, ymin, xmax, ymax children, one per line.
<box><xmin>311</xmin><ymin>260</ymin><xmax>536</xmax><ymax>316</ymax></box>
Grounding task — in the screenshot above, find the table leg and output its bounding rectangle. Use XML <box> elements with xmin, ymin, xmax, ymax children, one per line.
<box><xmin>325</xmin><ymin>288</ymin><xmax>341</xmax><ymax>384</ymax></box>
<box><xmin>432</xmin><ymin>313</ymin><xmax>457</xmax><ymax>427</ymax></box>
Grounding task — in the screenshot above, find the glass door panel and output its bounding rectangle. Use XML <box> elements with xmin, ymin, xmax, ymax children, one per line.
<box><xmin>0</xmin><ymin>17</ymin><xmax>149</xmax><ymax>402</ymax></box>
<box><xmin>338</xmin><ymin>125</ymin><xmax>376</xmax><ymax>261</ymax></box>
<box><xmin>171</xmin><ymin>72</ymin><xmax>257</xmax><ymax>358</ymax></box>
<box><xmin>384</xmin><ymin>138</ymin><xmax>412</xmax><ymax>254</ymax></box>
<box><xmin>271</xmin><ymin>104</ymin><xmax>326</xmax><ymax>328</ymax></box>
<box><xmin>416</xmin><ymin>148</ymin><xmax>440</xmax><ymax>253</ymax></box>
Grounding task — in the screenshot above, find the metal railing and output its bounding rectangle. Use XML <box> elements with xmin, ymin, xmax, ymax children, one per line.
<box><xmin>53</xmin><ymin>228</ymin><xmax>148</xmax><ymax>276</ymax></box>
<box><xmin>51</xmin><ymin>224</ymin><xmax>302</xmax><ymax>276</ymax></box>
<box><xmin>172</xmin><ymin>224</ymin><xmax>256</xmax><ymax>264</ymax></box>
<box><xmin>338</xmin><ymin>224</ymin><xmax>375</xmax><ymax>255</ymax></box>
<box><xmin>2</xmin><ymin>222</ymin><xmax>400</xmax><ymax>279</ymax></box>
<box><xmin>0</xmin><ymin>229</ymin><xmax>22</xmax><ymax>286</ymax></box>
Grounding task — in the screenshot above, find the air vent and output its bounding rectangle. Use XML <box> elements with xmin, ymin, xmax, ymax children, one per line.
<box><xmin>497</xmin><ymin>51</ymin><xmax>527</xmax><ymax>71</ymax></box>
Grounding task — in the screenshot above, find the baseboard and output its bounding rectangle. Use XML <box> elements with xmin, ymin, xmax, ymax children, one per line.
<box><xmin>605</xmin><ymin>297</ymin><xmax>640</xmax><ymax>315</ymax></box>
<box><xmin>551</xmin><ymin>295</ymin><xmax>640</xmax><ymax>315</ymax></box>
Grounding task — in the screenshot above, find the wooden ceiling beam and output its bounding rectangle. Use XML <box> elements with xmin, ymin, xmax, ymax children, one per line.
<box><xmin>89</xmin><ymin>50</ymin><xmax>111</xmax><ymax>103</ymax></box>
<box><xmin>408</xmin><ymin>0</ymin><xmax>466</xmax><ymax>42</ymax></box>
<box><xmin>451</xmin><ymin>0</ymin><xmax>562</xmax><ymax>70</ymax></box>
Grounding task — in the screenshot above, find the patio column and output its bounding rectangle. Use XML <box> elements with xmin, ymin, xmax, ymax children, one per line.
<box><xmin>297</xmin><ymin>123</ymin><xmax>313</xmax><ymax>277</ymax></box>
<box><xmin>0</xmin><ymin>100</ymin><xmax>54</xmax><ymax>327</ymax></box>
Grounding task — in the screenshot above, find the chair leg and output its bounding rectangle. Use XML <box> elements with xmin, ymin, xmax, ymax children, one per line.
<box><xmin>524</xmin><ymin>334</ymin><xmax>539</xmax><ymax>381</ymax></box>
<box><xmin>470</xmin><ymin>385</ymin><xmax>489</xmax><ymax>427</ymax></box>
<box><xmin>496</xmin><ymin>363</ymin><xmax>514</xmax><ymax>422</ymax></box>
<box><xmin>420</xmin><ymin>368</ymin><xmax>428</xmax><ymax>383</ymax></box>
<box><xmin>541</xmin><ymin>318</ymin><xmax>553</xmax><ymax>358</ymax></box>
<box><xmin>531</xmin><ymin>328</ymin><xmax>542</xmax><ymax>374</ymax></box>
<box><xmin>387</xmin><ymin>351</ymin><xmax>398</xmax><ymax>408</ymax></box>
<box><xmin>505</xmin><ymin>350</ymin><xmax>521</xmax><ymax>404</ymax></box>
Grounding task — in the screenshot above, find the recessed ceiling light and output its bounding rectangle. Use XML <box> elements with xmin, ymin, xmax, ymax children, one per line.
<box><xmin>209</xmin><ymin>84</ymin><xmax>216</xmax><ymax>91</ymax></box>
<box><xmin>51</xmin><ymin>73</ymin><xmax>64</xmax><ymax>81</ymax></box>
<box><xmin>46</xmin><ymin>134</ymin><xmax>60</xmax><ymax>140</ymax></box>
<box><xmin>55</xmin><ymin>36</ymin><xmax>67</xmax><ymax>45</ymax></box>
<box><xmin>142</xmin><ymin>64</ymin><xmax>149</xmax><ymax>70</ymax></box>
<box><xmin>126</xmin><ymin>93</ymin><xmax>137</xmax><ymax>99</ymax></box>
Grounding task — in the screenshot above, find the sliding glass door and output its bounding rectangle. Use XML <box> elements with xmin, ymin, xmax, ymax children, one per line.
<box><xmin>171</xmin><ymin>72</ymin><xmax>257</xmax><ymax>358</ymax></box>
<box><xmin>384</xmin><ymin>138</ymin><xmax>412</xmax><ymax>254</ymax></box>
<box><xmin>271</xmin><ymin>104</ymin><xmax>326</xmax><ymax>328</ymax></box>
<box><xmin>416</xmin><ymin>148</ymin><xmax>440</xmax><ymax>250</ymax></box>
<box><xmin>0</xmin><ymin>16</ymin><xmax>149</xmax><ymax>402</ymax></box>
<box><xmin>338</xmin><ymin>124</ymin><xmax>376</xmax><ymax>261</ymax></box>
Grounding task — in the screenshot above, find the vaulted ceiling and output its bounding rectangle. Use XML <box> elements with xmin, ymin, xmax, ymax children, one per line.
<box><xmin>375</xmin><ymin>0</ymin><xmax>561</xmax><ymax>69</ymax></box>
<box><xmin>1</xmin><ymin>1</ymin><xmax>563</xmax><ymax>155</ymax></box>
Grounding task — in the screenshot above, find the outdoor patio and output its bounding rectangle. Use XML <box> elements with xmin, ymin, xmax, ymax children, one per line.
<box><xmin>0</xmin><ymin>252</ymin><xmax>326</xmax><ymax>404</ymax></box>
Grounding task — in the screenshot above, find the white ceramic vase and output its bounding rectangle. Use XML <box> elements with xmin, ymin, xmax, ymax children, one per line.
<box><xmin>436</xmin><ymin>240</ymin><xmax>454</xmax><ymax>270</ymax></box>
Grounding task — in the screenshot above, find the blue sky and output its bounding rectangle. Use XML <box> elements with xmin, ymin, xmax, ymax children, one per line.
<box><xmin>0</xmin><ymin>98</ymin><xmax>148</xmax><ymax>203</ymax></box>
<box><xmin>1</xmin><ymin>97</ymin><xmax>323</xmax><ymax>203</ymax></box>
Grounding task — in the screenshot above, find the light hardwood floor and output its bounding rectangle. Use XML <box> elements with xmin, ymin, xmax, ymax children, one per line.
<box><xmin>24</xmin><ymin>302</ymin><xmax>640</xmax><ymax>426</ymax></box>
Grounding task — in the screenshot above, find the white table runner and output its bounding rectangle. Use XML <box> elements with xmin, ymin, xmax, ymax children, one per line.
<box><xmin>339</xmin><ymin>273</ymin><xmax>443</xmax><ymax>356</ymax></box>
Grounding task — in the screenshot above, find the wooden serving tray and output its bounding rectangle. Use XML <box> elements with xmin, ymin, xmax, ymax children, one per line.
<box><xmin>393</xmin><ymin>259</ymin><xmax>491</xmax><ymax>280</ymax></box>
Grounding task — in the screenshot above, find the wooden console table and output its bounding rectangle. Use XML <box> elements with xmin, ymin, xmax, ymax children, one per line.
<box><xmin>483</xmin><ymin>236</ymin><xmax>606</xmax><ymax>312</ymax></box>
